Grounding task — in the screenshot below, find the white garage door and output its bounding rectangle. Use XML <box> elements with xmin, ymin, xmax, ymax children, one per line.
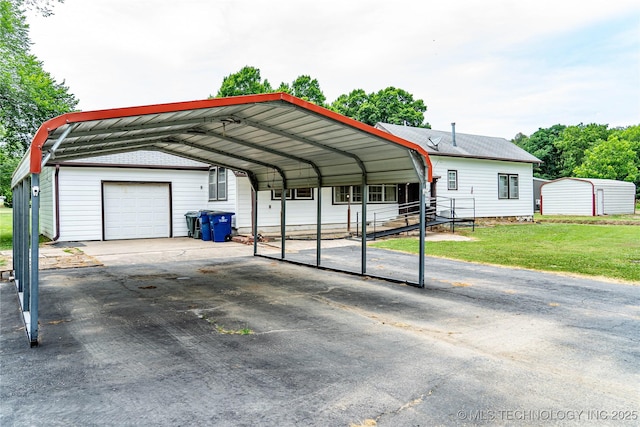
<box><xmin>103</xmin><ymin>182</ymin><xmax>171</xmax><ymax>240</ymax></box>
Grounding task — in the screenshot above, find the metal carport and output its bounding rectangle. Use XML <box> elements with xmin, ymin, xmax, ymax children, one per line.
<box><xmin>10</xmin><ymin>92</ymin><xmax>432</xmax><ymax>345</ymax></box>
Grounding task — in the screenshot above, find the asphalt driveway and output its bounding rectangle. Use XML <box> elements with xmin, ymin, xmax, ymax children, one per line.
<box><xmin>1</xmin><ymin>238</ymin><xmax>638</xmax><ymax>426</ymax></box>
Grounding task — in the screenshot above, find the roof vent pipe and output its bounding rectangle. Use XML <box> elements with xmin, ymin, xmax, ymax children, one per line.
<box><xmin>451</xmin><ymin>122</ymin><xmax>457</xmax><ymax>147</ymax></box>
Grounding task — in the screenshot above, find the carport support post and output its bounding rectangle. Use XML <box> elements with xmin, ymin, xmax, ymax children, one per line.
<box><xmin>29</xmin><ymin>173</ymin><xmax>40</xmax><ymax>344</ymax></box>
<box><xmin>361</xmin><ymin>182</ymin><xmax>368</xmax><ymax>274</ymax></box>
<box><xmin>20</xmin><ymin>179</ymin><xmax>30</xmax><ymax>300</ymax></box>
<box><xmin>280</xmin><ymin>185</ymin><xmax>286</xmax><ymax>260</ymax></box>
<box><xmin>13</xmin><ymin>182</ymin><xmax>19</xmax><ymax>290</ymax></box>
<box><xmin>252</xmin><ymin>189</ymin><xmax>258</xmax><ymax>255</ymax></box>
<box><xmin>418</xmin><ymin>175</ymin><xmax>426</xmax><ymax>288</ymax></box>
<box><xmin>316</xmin><ymin>185</ymin><xmax>322</xmax><ymax>267</ymax></box>
<box><xmin>11</xmin><ymin>183</ymin><xmax>19</xmax><ymax>290</ymax></box>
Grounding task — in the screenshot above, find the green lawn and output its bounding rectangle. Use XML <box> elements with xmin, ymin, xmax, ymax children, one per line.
<box><xmin>0</xmin><ymin>207</ymin><xmax>11</xmax><ymax>267</ymax></box>
<box><xmin>371</xmin><ymin>222</ymin><xmax>640</xmax><ymax>283</ymax></box>
<box><xmin>0</xmin><ymin>207</ymin><xmax>11</xmax><ymax>250</ymax></box>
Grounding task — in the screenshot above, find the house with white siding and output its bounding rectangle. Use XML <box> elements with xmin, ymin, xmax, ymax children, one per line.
<box><xmin>38</xmin><ymin>151</ymin><xmax>401</xmax><ymax>241</ymax></box>
<box><xmin>376</xmin><ymin>123</ymin><xmax>541</xmax><ymax>219</ymax></box>
<box><xmin>39</xmin><ymin>123</ymin><xmax>541</xmax><ymax>242</ymax></box>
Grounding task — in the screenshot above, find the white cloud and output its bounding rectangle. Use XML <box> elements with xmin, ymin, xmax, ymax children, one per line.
<box><xmin>25</xmin><ymin>0</ymin><xmax>640</xmax><ymax>139</ymax></box>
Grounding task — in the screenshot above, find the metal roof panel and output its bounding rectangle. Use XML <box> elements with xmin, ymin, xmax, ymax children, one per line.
<box><xmin>13</xmin><ymin>93</ymin><xmax>433</xmax><ymax>189</ymax></box>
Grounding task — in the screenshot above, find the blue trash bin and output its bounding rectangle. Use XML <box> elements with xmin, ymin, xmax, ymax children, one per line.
<box><xmin>209</xmin><ymin>212</ymin><xmax>234</xmax><ymax>242</ymax></box>
<box><xmin>199</xmin><ymin>211</ymin><xmax>212</xmax><ymax>241</ymax></box>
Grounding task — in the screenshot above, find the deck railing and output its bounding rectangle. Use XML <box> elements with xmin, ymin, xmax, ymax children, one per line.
<box><xmin>356</xmin><ymin>196</ymin><xmax>475</xmax><ymax>238</ymax></box>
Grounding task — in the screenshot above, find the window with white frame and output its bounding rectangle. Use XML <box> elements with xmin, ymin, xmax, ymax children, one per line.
<box><xmin>498</xmin><ymin>173</ymin><xmax>519</xmax><ymax>199</ymax></box>
<box><xmin>333</xmin><ymin>185</ymin><xmax>397</xmax><ymax>204</ymax></box>
<box><xmin>447</xmin><ymin>170</ymin><xmax>458</xmax><ymax>190</ymax></box>
<box><xmin>333</xmin><ymin>186</ymin><xmax>361</xmax><ymax>204</ymax></box>
<box><xmin>271</xmin><ymin>188</ymin><xmax>314</xmax><ymax>200</ymax></box>
<box><xmin>208</xmin><ymin>167</ymin><xmax>227</xmax><ymax>200</ymax></box>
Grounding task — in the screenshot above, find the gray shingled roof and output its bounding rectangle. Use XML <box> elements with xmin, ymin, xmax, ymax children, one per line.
<box><xmin>377</xmin><ymin>123</ymin><xmax>541</xmax><ymax>163</ymax></box>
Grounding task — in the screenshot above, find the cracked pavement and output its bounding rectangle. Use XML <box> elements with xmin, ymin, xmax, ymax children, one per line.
<box><xmin>1</xmin><ymin>238</ymin><xmax>638</xmax><ymax>426</ymax></box>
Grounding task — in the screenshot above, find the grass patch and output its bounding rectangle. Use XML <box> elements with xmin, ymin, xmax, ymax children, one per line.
<box><xmin>215</xmin><ymin>325</ymin><xmax>254</xmax><ymax>335</ymax></box>
<box><xmin>372</xmin><ymin>223</ymin><xmax>640</xmax><ymax>283</ymax></box>
<box><xmin>0</xmin><ymin>207</ymin><xmax>11</xmax><ymax>251</ymax></box>
<box><xmin>199</xmin><ymin>313</ymin><xmax>254</xmax><ymax>335</ymax></box>
<box><xmin>535</xmin><ymin>212</ymin><xmax>640</xmax><ymax>224</ymax></box>
<box><xmin>0</xmin><ymin>207</ymin><xmax>49</xmax><ymax>252</ymax></box>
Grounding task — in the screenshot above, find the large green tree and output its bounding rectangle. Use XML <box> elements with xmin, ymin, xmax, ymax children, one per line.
<box><xmin>574</xmin><ymin>125</ymin><xmax>640</xmax><ymax>197</ymax></box>
<box><xmin>276</xmin><ymin>74</ymin><xmax>326</xmax><ymax>106</ymax></box>
<box><xmin>574</xmin><ymin>135</ymin><xmax>639</xmax><ymax>183</ymax></box>
<box><xmin>214</xmin><ymin>65</ymin><xmax>273</xmax><ymax>97</ymax></box>
<box><xmin>554</xmin><ymin>123</ymin><xmax>610</xmax><ymax>177</ymax></box>
<box><xmin>215</xmin><ymin>66</ymin><xmax>328</xmax><ymax>107</ymax></box>
<box><xmin>513</xmin><ymin>124</ymin><xmax>566</xmax><ymax>179</ymax></box>
<box><xmin>1</xmin><ymin>0</ymin><xmax>77</xmax><ymax>155</ymax></box>
<box><xmin>330</xmin><ymin>87</ymin><xmax>429</xmax><ymax>127</ymax></box>
<box><xmin>213</xmin><ymin>66</ymin><xmax>429</xmax><ymax>127</ymax></box>
<box><xmin>0</xmin><ymin>0</ymin><xmax>76</xmax><ymax>203</ymax></box>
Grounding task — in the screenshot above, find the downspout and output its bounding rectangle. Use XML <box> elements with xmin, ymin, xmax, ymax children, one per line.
<box><xmin>43</xmin><ymin>124</ymin><xmax>76</xmax><ymax>242</ymax></box>
<box><xmin>53</xmin><ymin>164</ymin><xmax>61</xmax><ymax>241</ymax></box>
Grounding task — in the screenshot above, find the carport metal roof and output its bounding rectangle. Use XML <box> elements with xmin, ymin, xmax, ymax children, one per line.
<box><xmin>11</xmin><ymin>93</ymin><xmax>433</xmax><ymax>346</ymax></box>
<box><xmin>12</xmin><ymin>92</ymin><xmax>432</xmax><ymax>189</ymax></box>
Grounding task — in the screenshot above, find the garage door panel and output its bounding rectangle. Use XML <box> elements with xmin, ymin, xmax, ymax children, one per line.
<box><xmin>104</xmin><ymin>183</ymin><xmax>170</xmax><ymax>240</ymax></box>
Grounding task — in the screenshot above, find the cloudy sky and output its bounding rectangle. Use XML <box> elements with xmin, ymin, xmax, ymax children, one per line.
<box><xmin>25</xmin><ymin>0</ymin><xmax>640</xmax><ymax>139</ymax></box>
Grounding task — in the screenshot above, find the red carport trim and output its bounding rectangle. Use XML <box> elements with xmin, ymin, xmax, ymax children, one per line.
<box><xmin>29</xmin><ymin>93</ymin><xmax>433</xmax><ymax>181</ymax></box>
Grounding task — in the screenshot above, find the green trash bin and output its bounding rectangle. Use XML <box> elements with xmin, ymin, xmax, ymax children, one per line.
<box><xmin>184</xmin><ymin>211</ymin><xmax>199</xmax><ymax>238</ymax></box>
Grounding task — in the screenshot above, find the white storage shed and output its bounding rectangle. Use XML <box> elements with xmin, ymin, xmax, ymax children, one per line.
<box><xmin>540</xmin><ymin>178</ymin><xmax>636</xmax><ymax>216</ymax></box>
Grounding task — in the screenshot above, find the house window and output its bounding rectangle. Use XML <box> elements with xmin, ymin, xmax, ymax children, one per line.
<box><xmin>271</xmin><ymin>188</ymin><xmax>314</xmax><ymax>200</ymax></box>
<box><xmin>294</xmin><ymin>187</ymin><xmax>313</xmax><ymax>200</ymax></box>
<box><xmin>333</xmin><ymin>185</ymin><xmax>397</xmax><ymax>204</ymax></box>
<box><xmin>333</xmin><ymin>186</ymin><xmax>362</xmax><ymax>204</ymax></box>
<box><xmin>369</xmin><ymin>185</ymin><xmax>383</xmax><ymax>202</ymax></box>
<box><xmin>447</xmin><ymin>170</ymin><xmax>458</xmax><ymax>190</ymax></box>
<box><xmin>208</xmin><ymin>167</ymin><xmax>227</xmax><ymax>200</ymax></box>
<box><xmin>498</xmin><ymin>173</ymin><xmax>519</xmax><ymax>199</ymax></box>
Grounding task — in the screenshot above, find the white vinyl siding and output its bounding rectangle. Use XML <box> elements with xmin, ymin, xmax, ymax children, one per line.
<box><xmin>51</xmin><ymin>167</ymin><xmax>210</xmax><ymax>242</ymax></box>
<box><xmin>235</xmin><ymin>182</ymin><xmax>400</xmax><ymax>234</ymax></box>
<box><xmin>592</xmin><ymin>179</ymin><xmax>636</xmax><ymax>214</ymax></box>
<box><xmin>39</xmin><ymin>167</ymin><xmax>55</xmax><ymax>238</ymax></box>
<box><xmin>540</xmin><ymin>178</ymin><xmax>636</xmax><ymax>216</ymax></box>
<box><xmin>430</xmin><ymin>156</ymin><xmax>534</xmax><ymax>217</ymax></box>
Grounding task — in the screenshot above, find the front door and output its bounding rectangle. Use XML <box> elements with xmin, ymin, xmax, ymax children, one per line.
<box><xmin>398</xmin><ymin>183</ymin><xmax>421</xmax><ymax>215</ymax></box>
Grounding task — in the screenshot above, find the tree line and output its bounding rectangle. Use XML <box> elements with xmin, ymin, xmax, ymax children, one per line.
<box><xmin>217</xmin><ymin>66</ymin><xmax>639</xmax><ymax>192</ymax></box>
<box><xmin>214</xmin><ymin>65</ymin><xmax>429</xmax><ymax>128</ymax></box>
<box><xmin>1</xmin><ymin>0</ymin><xmax>638</xmax><ymax>204</ymax></box>
<box><xmin>512</xmin><ymin>124</ymin><xmax>639</xmax><ymax>195</ymax></box>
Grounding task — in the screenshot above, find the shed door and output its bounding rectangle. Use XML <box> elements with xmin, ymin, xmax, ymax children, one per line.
<box><xmin>596</xmin><ymin>189</ymin><xmax>604</xmax><ymax>216</ymax></box>
<box><xmin>103</xmin><ymin>182</ymin><xmax>171</xmax><ymax>240</ymax></box>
